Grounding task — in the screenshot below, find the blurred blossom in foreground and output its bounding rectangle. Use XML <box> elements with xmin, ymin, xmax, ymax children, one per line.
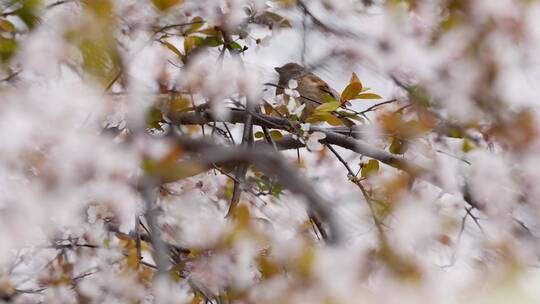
<box><xmin>3</xmin><ymin>0</ymin><xmax>540</xmax><ymax>303</ymax></box>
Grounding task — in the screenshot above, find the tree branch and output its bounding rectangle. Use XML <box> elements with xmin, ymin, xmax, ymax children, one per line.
<box><xmin>141</xmin><ymin>181</ymin><xmax>170</xmax><ymax>276</ymax></box>
<box><xmin>176</xmin><ymin>137</ymin><xmax>341</xmax><ymax>244</ymax></box>
<box><xmin>169</xmin><ymin>109</ymin><xmax>429</xmax><ymax>175</ymax></box>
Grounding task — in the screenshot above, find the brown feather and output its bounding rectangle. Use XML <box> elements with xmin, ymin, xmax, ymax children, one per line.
<box><xmin>274</xmin><ymin>62</ymin><xmax>340</xmax><ymax>117</ymax></box>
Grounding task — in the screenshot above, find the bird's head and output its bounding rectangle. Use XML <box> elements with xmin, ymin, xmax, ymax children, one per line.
<box><xmin>274</xmin><ymin>62</ymin><xmax>306</xmax><ymax>81</ymax></box>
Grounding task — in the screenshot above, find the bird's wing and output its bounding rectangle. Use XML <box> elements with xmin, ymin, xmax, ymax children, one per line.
<box><xmin>299</xmin><ymin>74</ymin><xmax>340</xmax><ymax>104</ymax></box>
<box><xmin>319</xmin><ymin>85</ymin><xmax>341</xmax><ymax>101</ymax></box>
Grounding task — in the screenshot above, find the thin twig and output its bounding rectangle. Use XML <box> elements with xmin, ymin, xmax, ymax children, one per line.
<box><xmin>177</xmin><ymin>137</ymin><xmax>339</xmax><ymax>243</ymax></box>
<box><xmin>359</xmin><ymin>99</ymin><xmax>399</xmax><ymax>114</ymax></box>
<box><xmin>296</xmin><ymin>0</ymin><xmax>363</xmax><ymax>39</ymax></box>
<box><xmin>153</xmin><ymin>21</ymin><xmax>206</xmax><ymax>34</ymax></box>
<box><xmin>464</xmin><ymin>207</ymin><xmax>485</xmax><ymax>235</ymax></box>
<box><xmin>134</xmin><ymin>214</ymin><xmax>141</xmax><ymax>268</ymax></box>
<box><xmin>326</xmin><ymin>144</ymin><xmax>385</xmax><ymax>236</ymax></box>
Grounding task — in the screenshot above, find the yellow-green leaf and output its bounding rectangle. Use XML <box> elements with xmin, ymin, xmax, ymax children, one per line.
<box><xmin>448</xmin><ymin>128</ymin><xmax>462</xmax><ymax>138</ymax></box>
<box><xmin>270</xmin><ymin>130</ymin><xmax>283</xmax><ymax>140</ymax></box>
<box><xmin>204</xmin><ymin>36</ymin><xmax>224</xmax><ymax>47</ymax></box>
<box><xmin>295</xmin><ymin>246</ymin><xmax>315</xmax><ymax>278</ymax></box>
<box><xmin>341</xmin><ymin>82</ymin><xmax>363</xmax><ymax>100</ymax></box>
<box><xmin>361</xmin><ymin>160</ymin><xmax>379</xmax><ymax>177</ymax></box>
<box><xmin>167</xmin><ymin>162</ymin><xmax>208</xmax><ymax>182</ymax></box>
<box><xmin>336</xmin><ymin>111</ymin><xmax>364</xmax><ymax>122</ymax></box>
<box><xmin>254</xmin><ymin>131</ymin><xmax>265</xmax><ymax>139</ymax></box>
<box><xmin>169</xmin><ymin>97</ymin><xmax>190</xmax><ymax>112</ymax></box>
<box><xmin>389</xmin><ymin>137</ymin><xmax>407</xmax><ymax>154</ymax></box>
<box><xmin>185</xmin><ymin>17</ymin><xmax>205</xmax><ymax>34</ymax></box>
<box><xmin>307</xmin><ymin>112</ymin><xmax>343</xmax><ymax>126</ymax></box>
<box><xmin>315</xmin><ymin>101</ymin><xmax>341</xmax><ymax>112</ymax></box>
<box><xmin>462</xmin><ymin>138</ymin><xmax>475</xmax><ymax>153</ymax></box>
<box><xmin>144</xmin><ymin>159</ymin><xmax>208</xmax><ymax>183</ymax></box>
<box><xmin>323</xmin><ymin>92</ymin><xmax>337</xmax><ymax>103</ymax></box>
<box><xmin>255</xmin><ymin>130</ymin><xmax>283</xmax><ymax>140</ymax></box>
<box><xmin>354</xmin><ymin>93</ymin><xmax>382</xmax><ymax>99</ymax></box>
<box><xmin>162</xmin><ymin>40</ymin><xmax>183</xmax><ymax>57</ymax></box>
<box><xmin>0</xmin><ymin>37</ymin><xmax>16</xmax><ymax>63</ymax></box>
<box><xmin>14</xmin><ymin>0</ymin><xmax>40</xmax><ymax>29</ymax></box>
<box><xmin>184</xmin><ymin>36</ymin><xmax>204</xmax><ymax>54</ymax></box>
<box><xmin>147</xmin><ymin>107</ymin><xmax>163</xmax><ymax>130</ymax></box>
<box><xmin>199</xmin><ymin>27</ymin><xmax>218</xmax><ymax>36</ymax></box>
<box><xmin>153</xmin><ymin>0</ymin><xmax>183</xmax><ymax>11</ymax></box>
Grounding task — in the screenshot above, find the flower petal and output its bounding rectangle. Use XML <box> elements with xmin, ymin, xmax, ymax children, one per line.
<box><xmin>288</xmin><ymin>79</ymin><xmax>298</xmax><ymax>89</ymax></box>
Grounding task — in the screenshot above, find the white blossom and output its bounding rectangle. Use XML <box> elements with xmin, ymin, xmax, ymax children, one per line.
<box><xmin>305</xmin><ymin>131</ymin><xmax>326</xmax><ymax>151</ymax></box>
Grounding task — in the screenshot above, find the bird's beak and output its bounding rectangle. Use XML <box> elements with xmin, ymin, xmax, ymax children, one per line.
<box><xmin>274</xmin><ymin>67</ymin><xmax>282</xmax><ymax>73</ymax></box>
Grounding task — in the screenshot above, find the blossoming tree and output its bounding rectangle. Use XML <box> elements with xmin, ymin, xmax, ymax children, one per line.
<box><xmin>1</xmin><ymin>0</ymin><xmax>540</xmax><ymax>303</ymax></box>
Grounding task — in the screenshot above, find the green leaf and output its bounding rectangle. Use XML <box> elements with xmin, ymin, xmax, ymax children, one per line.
<box><xmin>77</xmin><ymin>36</ymin><xmax>121</xmax><ymax>85</ymax></box>
<box><xmin>185</xmin><ymin>17</ymin><xmax>205</xmax><ymax>34</ymax></box>
<box><xmin>354</xmin><ymin>93</ymin><xmax>382</xmax><ymax>99</ymax></box>
<box><xmin>147</xmin><ymin>107</ymin><xmax>163</xmax><ymax>130</ymax></box>
<box><xmin>271</xmin><ymin>183</ymin><xmax>283</xmax><ymax>197</ymax></box>
<box><xmin>199</xmin><ymin>27</ymin><xmax>218</xmax><ymax>36</ymax></box>
<box><xmin>204</xmin><ymin>36</ymin><xmax>224</xmax><ymax>47</ymax></box>
<box><xmin>0</xmin><ymin>37</ymin><xmax>17</xmax><ymax>63</ymax></box>
<box><xmin>462</xmin><ymin>138</ymin><xmax>475</xmax><ymax>153</ymax></box>
<box><xmin>315</xmin><ymin>101</ymin><xmax>341</xmax><ymax>112</ymax></box>
<box><xmin>255</xmin><ymin>130</ymin><xmax>283</xmax><ymax>140</ymax></box>
<box><xmin>254</xmin><ymin>131</ymin><xmax>265</xmax><ymax>139</ymax></box>
<box><xmin>15</xmin><ymin>0</ymin><xmax>41</xmax><ymax>29</ymax></box>
<box><xmin>389</xmin><ymin>137</ymin><xmax>407</xmax><ymax>154</ymax></box>
<box><xmin>448</xmin><ymin>128</ymin><xmax>463</xmax><ymax>138</ymax></box>
<box><xmin>270</xmin><ymin>130</ymin><xmax>283</xmax><ymax>140</ymax></box>
<box><xmin>361</xmin><ymin>160</ymin><xmax>380</xmax><ymax>177</ymax></box>
<box><xmin>341</xmin><ymin>82</ymin><xmax>363</xmax><ymax>100</ymax></box>
<box><xmin>229</xmin><ymin>41</ymin><xmax>242</xmax><ymax>49</ymax></box>
<box><xmin>169</xmin><ymin>98</ymin><xmax>190</xmax><ymax>112</ymax></box>
<box><xmin>184</xmin><ymin>36</ymin><xmax>204</xmax><ymax>53</ymax></box>
<box><xmin>323</xmin><ymin>92</ymin><xmax>337</xmax><ymax>103</ymax></box>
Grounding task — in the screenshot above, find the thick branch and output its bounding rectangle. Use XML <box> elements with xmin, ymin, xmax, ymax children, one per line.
<box><xmin>141</xmin><ymin>182</ymin><xmax>169</xmax><ymax>277</ymax></box>
<box><xmin>177</xmin><ymin>137</ymin><xmax>341</xmax><ymax>244</ymax></box>
<box><xmin>170</xmin><ymin>110</ymin><xmax>430</xmax><ymax>175</ymax></box>
<box><xmin>169</xmin><ymin>109</ymin><xmax>382</xmax><ymax>139</ymax></box>
<box><xmin>227</xmin><ymin>106</ymin><xmax>254</xmax><ymax>216</ymax></box>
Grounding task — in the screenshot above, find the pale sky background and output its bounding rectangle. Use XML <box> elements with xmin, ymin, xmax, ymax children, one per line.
<box><xmin>242</xmin><ymin>6</ymin><xmax>397</xmax><ymax>110</ymax></box>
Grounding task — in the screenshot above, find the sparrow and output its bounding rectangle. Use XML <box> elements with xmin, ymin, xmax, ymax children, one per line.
<box><xmin>274</xmin><ymin>62</ymin><xmax>340</xmax><ymax>117</ymax></box>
